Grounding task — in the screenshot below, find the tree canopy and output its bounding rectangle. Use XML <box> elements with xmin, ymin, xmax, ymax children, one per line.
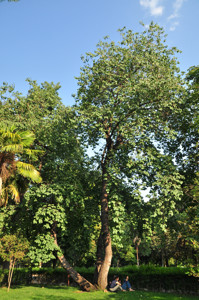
<box><xmin>75</xmin><ymin>22</ymin><xmax>186</xmax><ymax>289</ymax></box>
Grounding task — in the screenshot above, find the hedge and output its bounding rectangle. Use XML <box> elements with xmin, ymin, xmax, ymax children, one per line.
<box><xmin>0</xmin><ymin>265</ymin><xmax>198</xmax><ymax>295</ymax></box>
<box><xmin>108</xmin><ymin>265</ymin><xmax>199</xmax><ymax>295</ymax></box>
<box><xmin>0</xmin><ymin>268</ymin><xmax>31</xmax><ymax>286</ymax></box>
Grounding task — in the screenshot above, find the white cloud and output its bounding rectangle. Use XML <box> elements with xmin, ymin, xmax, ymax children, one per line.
<box><xmin>144</xmin><ymin>24</ymin><xmax>150</xmax><ymax>29</ymax></box>
<box><xmin>169</xmin><ymin>21</ymin><xmax>179</xmax><ymax>31</ymax></box>
<box><xmin>168</xmin><ymin>0</ymin><xmax>186</xmax><ymax>31</ymax></box>
<box><xmin>140</xmin><ymin>0</ymin><xmax>164</xmax><ymax>16</ymax></box>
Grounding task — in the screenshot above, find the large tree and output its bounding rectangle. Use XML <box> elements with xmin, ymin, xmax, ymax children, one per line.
<box><xmin>0</xmin><ymin>80</ymin><xmax>97</xmax><ymax>291</ymax></box>
<box><xmin>75</xmin><ymin>23</ymin><xmax>185</xmax><ymax>289</ymax></box>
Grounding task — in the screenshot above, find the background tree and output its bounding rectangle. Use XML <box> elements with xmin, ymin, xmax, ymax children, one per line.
<box><xmin>141</xmin><ymin>65</ymin><xmax>199</xmax><ymax>268</ymax></box>
<box><xmin>0</xmin><ymin>234</ymin><xmax>29</xmax><ymax>291</ymax></box>
<box><xmin>175</xmin><ymin>66</ymin><xmax>199</xmax><ymax>267</ymax></box>
<box><xmin>0</xmin><ymin>80</ymin><xmax>97</xmax><ymax>290</ymax></box>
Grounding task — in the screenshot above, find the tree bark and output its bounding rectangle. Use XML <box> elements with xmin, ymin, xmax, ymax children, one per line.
<box><xmin>0</xmin><ymin>176</ymin><xmax>2</xmax><ymax>203</ymax></box>
<box><xmin>136</xmin><ymin>245</ymin><xmax>139</xmax><ymax>266</ymax></box>
<box><xmin>93</xmin><ymin>232</ymin><xmax>103</xmax><ymax>284</ymax></box>
<box><xmin>8</xmin><ymin>257</ymin><xmax>15</xmax><ymax>292</ymax></box>
<box><xmin>52</xmin><ymin>229</ymin><xmax>96</xmax><ymax>291</ymax></box>
<box><xmin>97</xmin><ymin>168</ymin><xmax>112</xmax><ymax>290</ymax></box>
<box><xmin>161</xmin><ymin>250</ymin><xmax>165</xmax><ymax>267</ymax></box>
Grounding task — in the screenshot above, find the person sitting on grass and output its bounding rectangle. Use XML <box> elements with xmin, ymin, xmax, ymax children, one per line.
<box><xmin>109</xmin><ymin>276</ymin><xmax>124</xmax><ymax>292</ymax></box>
<box><xmin>121</xmin><ymin>275</ymin><xmax>135</xmax><ymax>291</ymax></box>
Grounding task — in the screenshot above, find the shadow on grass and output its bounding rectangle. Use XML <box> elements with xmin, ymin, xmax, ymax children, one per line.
<box><xmin>29</xmin><ymin>284</ymin><xmax>72</xmax><ymax>290</ymax></box>
<box><xmin>2</xmin><ymin>286</ymin><xmax>198</xmax><ymax>300</ymax></box>
<box><xmin>29</xmin><ymin>289</ymin><xmax>198</xmax><ymax>300</ymax></box>
<box><xmin>9</xmin><ymin>284</ymin><xmax>72</xmax><ymax>290</ymax></box>
<box><xmin>30</xmin><ymin>297</ymin><xmax>71</xmax><ymax>300</ymax></box>
<box><xmin>2</xmin><ymin>285</ymin><xmax>24</xmax><ymax>290</ymax></box>
<box><xmin>105</xmin><ymin>291</ymin><xmax>199</xmax><ymax>300</ymax></box>
<box><xmin>29</xmin><ymin>291</ymin><xmax>134</xmax><ymax>300</ymax></box>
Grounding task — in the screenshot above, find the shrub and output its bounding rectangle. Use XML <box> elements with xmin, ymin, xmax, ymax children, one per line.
<box><xmin>0</xmin><ymin>265</ymin><xmax>198</xmax><ymax>294</ymax></box>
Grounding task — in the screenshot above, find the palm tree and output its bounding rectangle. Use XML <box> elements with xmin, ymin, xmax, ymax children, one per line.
<box><xmin>0</xmin><ymin>126</ymin><xmax>42</xmax><ymax>206</ymax></box>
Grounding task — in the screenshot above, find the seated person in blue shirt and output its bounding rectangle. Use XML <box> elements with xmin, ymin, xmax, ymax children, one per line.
<box><xmin>122</xmin><ymin>275</ymin><xmax>134</xmax><ymax>291</ymax></box>
<box><xmin>109</xmin><ymin>276</ymin><xmax>124</xmax><ymax>292</ymax></box>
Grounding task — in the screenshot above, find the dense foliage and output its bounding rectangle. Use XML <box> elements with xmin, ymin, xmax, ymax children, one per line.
<box><xmin>0</xmin><ymin>24</ymin><xmax>198</xmax><ymax>291</ymax></box>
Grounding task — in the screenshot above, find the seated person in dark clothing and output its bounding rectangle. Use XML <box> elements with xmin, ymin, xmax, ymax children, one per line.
<box><xmin>122</xmin><ymin>275</ymin><xmax>135</xmax><ymax>291</ymax></box>
<box><xmin>109</xmin><ymin>276</ymin><xmax>124</xmax><ymax>292</ymax></box>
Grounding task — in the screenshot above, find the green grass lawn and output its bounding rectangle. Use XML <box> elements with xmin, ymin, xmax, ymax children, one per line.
<box><xmin>0</xmin><ymin>286</ymin><xmax>198</xmax><ymax>300</ymax></box>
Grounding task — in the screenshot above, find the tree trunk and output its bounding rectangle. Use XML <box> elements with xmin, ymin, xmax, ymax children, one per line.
<box><xmin>136</xmin><ymin>245</ymin><xmax>139</xmax><ymax>266</ymax></box>
<box><xmin>8</xmin><ymin>257</ymin><xmax>15</xmax><ymax>292</ymax></box>
<box><xmin>93</xmin><ymin>232</ymin><xmax>104</xmax><ymax>284</ymax></box>
<box><xmin>52</xmin><ymin>229</ymin><xmax>96</xmax><ymax>291</ymax></box>
<box><xmin>8</xmin><ymin>257</ymin><xmax>12</xmax><ymax>292</ymax></box>
<box><xmin>161</xmin><ymin>250</ymin><xmax>165</xmax><ymax>267</ymax></box>
<box><xmin>0</xmin><ymin>176</ymin><xmax>2</xmax><ymax>203</ymax></box>
<box><xmin>97</xmin><ymin>233</ymin><xmax>112</xmax><ymax>290</ymax></box>
<box><xmin>97</xmin><ymin>170</ymin><xmax>112</xmax><ymax>290</ymax></box>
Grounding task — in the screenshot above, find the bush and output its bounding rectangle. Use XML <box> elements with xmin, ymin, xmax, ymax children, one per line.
<box><xmin>108</xmin><ymin>265</ymin><xmax>198</xmax><ymax>295</ymax></box>
<box><xmin>31</xmin><ymin>267</ymin><xmax>68</xmax><ymax>285</ymax></box>
<box><xmin>0</xmin><ymin>269</ymin><xmax>7</xmax><ymax>285</ymax></box>
<box><xmin>0</xmin><ymin>268</ymin><xmax>31</xmax><ymax>286</ymax></box>
<box><xmin>0</xmin><ymin>265</ymin><xmax>198</xmax><ymax>295</ymax></box>
<box><xmin>77</xmin><ymin>265</ymin><xmax>198</xmax><ymax>294</ymax></box>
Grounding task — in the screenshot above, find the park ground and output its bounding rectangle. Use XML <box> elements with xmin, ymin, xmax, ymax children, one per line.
<box><xmin>0</xmin><ymin>286</ymin><xmax>198</xmax><ymax>300</ymax></box>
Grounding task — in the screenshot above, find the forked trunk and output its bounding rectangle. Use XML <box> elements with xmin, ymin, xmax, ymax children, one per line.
<box><xmin>53</xmin><ymin>229</ymin><xmax>96</xmax><ymax>291</ymax></box>
<box><xmin>8</xmin><ymin>257</ymin><xmax>15</xmax><ymax>292</ymax></box>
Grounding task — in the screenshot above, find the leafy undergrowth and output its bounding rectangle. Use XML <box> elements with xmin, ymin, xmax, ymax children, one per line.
<box><xmin>0</xmin><ymin>286</ymin><xmax>198</xmax><ymax>300</ymax></box>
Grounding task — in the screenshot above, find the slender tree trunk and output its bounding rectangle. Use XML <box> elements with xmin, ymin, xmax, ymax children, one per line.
<box><xmin>136</xmin><ymin>245</ymin><xmax>139</xmax><ymax>266</ymax></box>
<box><xmin>52</xmin><ymin>229</ymin><xmax>96</xmax><ymax>291</ymax></box>
<box><xmin>97</xmin><ymin>169</ymin><xmax>112</xmax><ymax>290</ymax></box>
<box><xmin>8</xmin><ymin>257</ymin><xmax>12</xmax><ymax>292</ymax></box>
<box><xmin>161</xmin><ymin>250</ymin><xmax>165</xmax><ymax>267</ymax></box>
<box><xmin>8</xmin><ymin>257</ymin><xmax>15</xmax><ymax>292</ymax></box>
<box><xmin>165</xmin><ymin>257</ymin><xmax>169</xmax><ymax>267</ymax></box>
<box><xmin>0</xmin><ymin>176</ymin><xmax>2</xmax><ymax>201</ymax></box>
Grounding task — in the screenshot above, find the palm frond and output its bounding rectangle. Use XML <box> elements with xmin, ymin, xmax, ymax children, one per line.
<box><xmin>0</xmin><ymin>127</ymin><xmax>35</xmax><ymax>147</ymax></box>
<box><xmin>17</xmin><ymin>131</ymin><xmax>35</xmax><ymax>147</ymax></box>
<box><xmin>1</xmin><ymin>144</ymin><xmax>23</xmax><ymax>153</ymax></box>
<box><xmin>0</xmin><ymin>127</ymin><xmax>21</xmax><ymax>144</ymax></box>
<box><xmin>23</xmin><ymin>149</ymin><xmax>44</xmax><ymax>159</ymax></box>
<box><xmin>8</xmin><ymin>183</ymin><xmax>20</xmax><ymax>204</ymax></box>
<box><xmin>0</xmin><ymin>187</ymin><xmax>8</xmax><ymax>207</ymax></box>
<box><xmin>16</xmin><ymin>161</ymin><xmax>42</xmax><ymax>183</ymax></box>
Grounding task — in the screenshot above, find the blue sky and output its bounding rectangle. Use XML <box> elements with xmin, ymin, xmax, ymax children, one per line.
<box><xmin>0</xmin><ymin>0</ymin><xmax>198</xmax><ymax>106</ymax></box>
